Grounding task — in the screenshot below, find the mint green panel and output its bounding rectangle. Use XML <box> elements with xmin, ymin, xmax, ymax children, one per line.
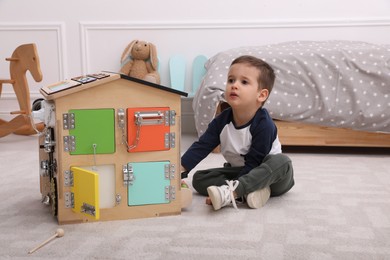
<box><xmin>128</xmin><ymin>161</ymin><xmax>170</xmax><ymax>206</ymax></box>
<box><xmin>69</xmin><ymin>109</ymin><xmax>115</xmax><ymax>155</ymax></box>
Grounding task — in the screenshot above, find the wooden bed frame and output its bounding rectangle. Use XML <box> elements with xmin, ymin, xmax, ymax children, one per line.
<box><xmin>215</xmin><ymin>102</ymin><xmax>390</xmax><ymax>148</ymax></box>
<box><xmin>275</xmin><ymin>120</ymin><xmax>390</xmax><ymax>148</ymax></box>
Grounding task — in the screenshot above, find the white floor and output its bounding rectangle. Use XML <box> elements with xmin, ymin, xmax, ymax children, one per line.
<box><xmin>1</xmin><ymin>133</ymin><xmax>390</xmax><ymax>259</ymax></box>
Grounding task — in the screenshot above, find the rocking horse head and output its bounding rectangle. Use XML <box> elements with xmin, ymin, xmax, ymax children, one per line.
<box><xmin>0</xmin><ymin>43</ymin><xmax>44</xmax><ymax>138</ymax></box>
<box><xmin>7</xmin><ymin>43</ymin><xmax>43</xmax><ymax>83</ymax></box>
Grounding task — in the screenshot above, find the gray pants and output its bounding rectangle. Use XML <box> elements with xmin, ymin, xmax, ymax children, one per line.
<box><xmin>192</xmin><ymin>153</ymin><xmax>294</xmax><ymax>197</ymax></box>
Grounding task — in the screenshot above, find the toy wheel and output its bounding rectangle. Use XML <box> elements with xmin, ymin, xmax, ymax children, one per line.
<box><xmin>32</xmin><ymin>98</ymin><xmax>44</xmax><ymax>111</ymax></box>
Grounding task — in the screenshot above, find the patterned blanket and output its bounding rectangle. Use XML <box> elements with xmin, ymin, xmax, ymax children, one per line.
<box><xmin>193</xmin><ymin>41</ymin><xmax>390</xmax><ymax>136</ymax></box>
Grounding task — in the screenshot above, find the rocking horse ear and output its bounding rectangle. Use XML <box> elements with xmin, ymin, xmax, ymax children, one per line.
<box><xmin>120</xmin><ymin>40</ymin><xmax>137</xmax><ymax>64</ymax></box>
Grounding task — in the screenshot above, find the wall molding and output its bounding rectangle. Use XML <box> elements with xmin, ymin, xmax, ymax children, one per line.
<box><xmin>0</xmin><ymin>22</ymin><xmax>67</xmax><ymax>98</ymax></box>
<box><xmin>79</xmin><ymin>18</ymin><xmax>390</xmax><ymax>73</ymax></box>
<box><xmin>80</xmin><ymin>17</ymin><xmax>390</xmax><ymax>29</ymax></box>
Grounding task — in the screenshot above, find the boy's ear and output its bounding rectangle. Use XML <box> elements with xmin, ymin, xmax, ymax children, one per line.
<box><xmin>257</xmin><ymin>89</ymin><xmax>269</xmax><ymax>103</ymax></box>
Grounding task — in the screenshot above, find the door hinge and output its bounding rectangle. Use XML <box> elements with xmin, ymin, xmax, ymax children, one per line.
<box><xmin>165</xmin><ymin>185</ymin><xmax>176</xmax><ymax>202</ymax></box>
<box><xmin>64</xmin><ymin>192</ymin><xmax>74</xmax><ymax>208</ymax></box>
<box><xmin>164</xmin><ymin>132</ymin><xmax>175</xmax><ymax>149</ymax></box>
<box><xmin>63</xmin><ymin>135</ymin><xmax>76</xmax><ymax>152</ymax></box>
<box><xmin>165</xmin><ymin>110</ymin><xmax>176</xmax><ymax>126</ymax></box>
<box><xmin>62</xmin><ymin>113</ymin><xmax>75</xmax><ymax>130</ymax></box>
<box><xmin>64</xmin><ymin>170</ymin><xmax>74</xmax><ymax>187</ymax></box>
<box><xmin>164</xmin><ymin>164</ymin><xmax>175</xmax><ymax>180</ymax></box>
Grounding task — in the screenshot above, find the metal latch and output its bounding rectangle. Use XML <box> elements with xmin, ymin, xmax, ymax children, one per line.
<box><xmin>134</xmin><ymin>110</ymin><xmax>176</xmax><ymax>126</ymax></box>
<box><xmin>42</xmin><ymin>127</ymin><xmax>55</xmax><ymax>153</ymax></box>
<box><xmin>117</xmin><ymin>108</ymin><xmax>125</xmax><ymax>129</ymax></box>
<box><xmin>63</xmin><ymin>113</ymin><xmax>75</xmax><ymax>130</ymax></box>
<box><xmin>40</xmin><ymin>158</ymin><xmax>57</xmax><ymax>178</ymax></box>
<box><xmin>81</xmin><ymin>203</ymin><xmax>96</xmax><ymax>217</ymax></box>
<box><xmin>123</xmin><ymin>164</ymin><xmax>135</xmax><ymax>186</ymax></box>
<box><xmin>135</xmin><ymin>111</ymin><xmax>165</xmax><ymax>125</ymax></box>
<box><xmin>40</xmin><ymin>160</ymin><xmax>49</xmax><ymax>177</ymax></box>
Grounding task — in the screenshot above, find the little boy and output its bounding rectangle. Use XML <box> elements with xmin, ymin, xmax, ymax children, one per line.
<box><xmin>181</xmin><ymin>55</ymin><xmax>294</xmax><ymax>210</ymax></box>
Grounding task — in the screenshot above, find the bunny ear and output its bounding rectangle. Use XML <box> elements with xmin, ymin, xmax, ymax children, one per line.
<box><xmin>120</xmin><ymin>40</ymin><xmax>137</xmax><ymax>63</ymax></box>
<box><xmin>149</xmin><ymin>43</ymin><xmax>158</xmax><ymax>70</ymax></box>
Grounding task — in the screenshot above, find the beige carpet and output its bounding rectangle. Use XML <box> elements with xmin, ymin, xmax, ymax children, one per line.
<box><xmin>1</xmin><ymin>133</ymin><xmax>390</xmax><ymax>259</ymax></box>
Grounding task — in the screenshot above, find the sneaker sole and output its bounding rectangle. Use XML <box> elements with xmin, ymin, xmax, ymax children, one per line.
<box><xmin>207</xmin><ymin>186</ymin><xmax>222</xmax><ymax>210</ymax></box>
<box><xmin>247</xmin><ymin>187</ymin><xmax>270</xmax><ymax>209</ymax></box>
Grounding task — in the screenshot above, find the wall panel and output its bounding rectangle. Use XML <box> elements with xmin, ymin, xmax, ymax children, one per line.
<box><xmin>1</xmin><ymin>19</ymin><xmax>389</xmax><ymax>125</ymax></box>
<box><xmin>80</xmin><ymin>19</ymin><xmax>390</xmax><ymax>92</ymax></box>
<box><xmin>0</xmin><ymin>23</ymin><xmax>66</xmax><ymax>116</ymax></box>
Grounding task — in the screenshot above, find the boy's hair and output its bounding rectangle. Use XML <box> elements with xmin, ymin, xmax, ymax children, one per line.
<box><xmin>231</xmin><ymin>55</ymin><xmax>275</xmax><ymax>94</ymax></box>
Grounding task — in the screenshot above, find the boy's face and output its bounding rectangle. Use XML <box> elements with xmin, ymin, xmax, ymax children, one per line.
<box><xmin>225</xmin><ymin>63</ymin><xmax>269</xmax><ymax>110</ymax></box>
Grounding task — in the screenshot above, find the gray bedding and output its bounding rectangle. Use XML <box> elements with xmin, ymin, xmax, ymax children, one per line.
<box><xmin>193</xmin><ymin>41</ymin><xmax>390</xmax><ymax>136</ymax></box>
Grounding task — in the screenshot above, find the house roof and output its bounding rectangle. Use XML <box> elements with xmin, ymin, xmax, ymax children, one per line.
<box><xmin>119</xmin><ymin>73</ymin><xmax>188</xmax><ymax>97</ymax></box>
<box><xmin>40</xmin><ymin>72</ymin><xmax>188</xmax><ymax>100</ymax></box>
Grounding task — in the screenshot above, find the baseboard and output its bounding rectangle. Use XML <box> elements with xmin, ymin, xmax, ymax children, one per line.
<box><xmin>181</xmin><ymin>97</ymin><xmax>196</xmax><ymax>134</ymax></box>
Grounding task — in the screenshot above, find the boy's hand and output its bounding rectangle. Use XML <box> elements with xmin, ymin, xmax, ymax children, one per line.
<box><xmin>181</xmin><ymin>166</ymin><xmax>189</xmax><ymax>179</ymax></box>
<box><xmin>181</xmin><ymin>171</ymin><xmax>189</xmax><ymax>179</ymax></box>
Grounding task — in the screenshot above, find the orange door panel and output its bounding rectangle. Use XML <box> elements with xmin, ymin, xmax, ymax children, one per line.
<box><xmin>127</xmin><ymin>107</ymin><xmax>171</xmax><ymax>153</ymax></box>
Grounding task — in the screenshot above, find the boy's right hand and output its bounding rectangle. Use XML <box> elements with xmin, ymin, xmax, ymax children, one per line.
<box><xmin>180</xmin><ymin>166</ymin><xmax>189</xmax><ymax>179</ymax></box>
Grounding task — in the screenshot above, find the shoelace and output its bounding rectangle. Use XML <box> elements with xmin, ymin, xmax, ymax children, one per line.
<box><xmin>225</xmin><ymin>180</ymin><xmax>239</xmax><ymax>210</ymax></box>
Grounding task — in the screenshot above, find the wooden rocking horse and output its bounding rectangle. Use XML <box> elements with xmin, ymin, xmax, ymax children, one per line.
<box><xmin>0</xmin><ymin>43</ymin><xmax>44</xmax><ymax>138</ymax></box>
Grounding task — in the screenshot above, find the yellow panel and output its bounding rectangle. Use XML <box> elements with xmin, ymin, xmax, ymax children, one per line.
<box><xmin>71</xmin><ymin>167</ymin><xmax>100</xmax><ymax>220</ymax></box>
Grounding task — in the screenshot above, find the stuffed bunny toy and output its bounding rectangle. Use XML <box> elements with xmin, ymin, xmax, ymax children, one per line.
<box><xmin>120</xmin><ymin>40</ymin><xmax>160</xmax><ymax>84</ymax></box>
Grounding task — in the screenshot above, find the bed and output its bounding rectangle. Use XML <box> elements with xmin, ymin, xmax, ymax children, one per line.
<box><xmin>193</xmin><ymin>40</ymin><xmax>390</xmax><ymax>147</ymax></box>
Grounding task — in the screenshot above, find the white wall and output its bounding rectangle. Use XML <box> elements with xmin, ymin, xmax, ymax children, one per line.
<box><xmin>1</xmin><ymin>0</ymin><xmax>389</xmax><ymax>127</ymax></box>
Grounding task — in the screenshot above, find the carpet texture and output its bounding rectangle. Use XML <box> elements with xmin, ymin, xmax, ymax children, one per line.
<box><xmin>0</xmin><ymin>134</ymin><xmax>389</xmax><ymax>259</ymax></box>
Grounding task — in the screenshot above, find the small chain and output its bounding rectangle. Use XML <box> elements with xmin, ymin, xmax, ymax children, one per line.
<box><xmin>121</xmin><ymin>124</ymin><xmax>141</xmax><ymax>150</ymax></box>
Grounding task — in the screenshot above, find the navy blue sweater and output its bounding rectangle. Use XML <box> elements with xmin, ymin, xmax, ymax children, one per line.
<box><xmin>181</xmin><ymin>107</ymin><xmax>281</xmax><ymax>177</ymax></box>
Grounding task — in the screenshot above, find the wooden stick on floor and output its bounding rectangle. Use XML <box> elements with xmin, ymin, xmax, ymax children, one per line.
<box><xmin>28</xmin><ymin>228</ymin><xmax>65</xmax><ymax>254</ymax></box>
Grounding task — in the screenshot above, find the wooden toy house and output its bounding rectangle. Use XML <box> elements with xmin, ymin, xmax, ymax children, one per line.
<box><xmin>38</xmin><ymin>72</ymin><xmax>187</xmax><ymax>224</ymax></box>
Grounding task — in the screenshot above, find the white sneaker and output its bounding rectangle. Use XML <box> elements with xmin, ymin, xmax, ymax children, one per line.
<box><xmin>246</xmin><ymin>186</ymin><xmax>271</xmax><ymax>209</ymax></box>
<box><xmin>207</xmin><ymin>180</ymin><xmax>239</xmax><ymax>210</ymax></box>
